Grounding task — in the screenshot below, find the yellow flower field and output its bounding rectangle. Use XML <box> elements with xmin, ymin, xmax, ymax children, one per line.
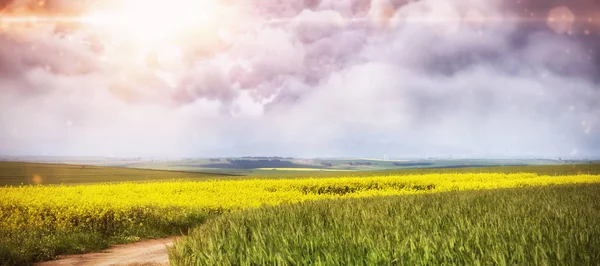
<box><xmin>1</xmin><ymin>173</ymin><xmax>599</xmax><ymax>232</ymax></box>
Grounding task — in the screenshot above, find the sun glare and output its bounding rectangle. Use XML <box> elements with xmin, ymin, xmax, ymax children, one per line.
<box><xmin>84</xmin><ymin>0</ymin><xmax>220</xmax><ymax>47</ymax></box>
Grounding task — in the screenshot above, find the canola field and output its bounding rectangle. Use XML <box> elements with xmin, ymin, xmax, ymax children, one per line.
<box><xmin>4</xmin><ymin>173</ymin><xmax>600</xmax><ymax>231</ymax></box>
<box><xmin>2</xmin><ymin>172</ymin><xmax>600</xmax><ymax>264</ymax></box>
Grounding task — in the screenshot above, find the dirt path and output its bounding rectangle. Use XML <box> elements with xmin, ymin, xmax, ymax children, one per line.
<box><xmin>37</xmin><ymin>237</ymin><xmax>179</xmax><ymax>266</ymax></box>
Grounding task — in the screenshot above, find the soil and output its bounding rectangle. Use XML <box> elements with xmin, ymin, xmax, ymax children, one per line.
<box><xmin>37</xmin><ymin>237</ymin><xmax>179</xmax><ymax>266</ymax></box>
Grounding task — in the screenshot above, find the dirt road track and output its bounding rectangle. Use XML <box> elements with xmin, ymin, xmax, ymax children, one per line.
<box><xmin>37</xmin><ymin>237</ymin><xmax>179</xmax><ymax>266</ymax></box>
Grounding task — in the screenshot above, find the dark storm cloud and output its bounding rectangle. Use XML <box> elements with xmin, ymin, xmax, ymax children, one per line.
<box><xmin>0</xmin><ymin>0</ymin><xmax>599</xmax><ymax>158</ymax></box>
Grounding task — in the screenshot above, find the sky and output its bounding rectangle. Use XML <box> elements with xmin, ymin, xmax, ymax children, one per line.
<box><xmin>0</xmin><ymin>0</ymin><xmax>599</xmax><ymax>158</ymax></box>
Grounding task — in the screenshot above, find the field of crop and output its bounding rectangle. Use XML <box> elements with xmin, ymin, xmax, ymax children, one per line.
<box><xmin>1</xmin><ymin>170</ymin><xmax>600</xmax><ymax>265</ymax></box>
<box><xmin>0</xmin><ymin>161</ymin><xmax>239</xmax><ymax>186</ymax></box>
<box><xmin>170</xmin><ymin>184</ymin><xmax>600</xmax><ymax>265</ymax></box>
<box><xmin>2</xmin><ymin>161</ymin><xmax>600</xmax><ymax>186</ymax></box>
<box><xmin>253</xmin><ymin>163</ymin><xmax>600</xmax><ymax>178</ymax></box>
<box><xmin>256</xmin><ymin>168</ymin><xmax>352</xmax><ymax>171</ymax></box>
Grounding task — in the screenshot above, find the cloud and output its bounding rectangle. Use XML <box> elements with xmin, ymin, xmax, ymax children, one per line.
<box><xmin>0</xmin><ymin>0</ymin><xmax>599</xmax><ymax>158</ymax></box>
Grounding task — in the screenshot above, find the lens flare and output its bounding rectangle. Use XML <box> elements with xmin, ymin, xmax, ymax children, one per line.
<box><xmin>83</xmin><ymin>0</ymin><xmax>221</xmax><ymax>47</ymax></box>
<box><xmin>0</xmin><ymin>0</ymin><xmax>222</xmax><ymax>48</ymax></box>
<box><xmin>31</xmin><ymin>174</ymin><xmax>43</xmax><ymax>185</ymax></box>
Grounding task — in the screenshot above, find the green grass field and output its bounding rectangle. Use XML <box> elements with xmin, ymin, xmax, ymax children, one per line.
<box><xmin>169</xmin><ymin>183</ymin><xmax>600</xmax><ymax>265</ymax></box>
<box><xmin>0</xmin><ymin>161</ymin><xmax>241</xmax><ymax>186</ymax></box>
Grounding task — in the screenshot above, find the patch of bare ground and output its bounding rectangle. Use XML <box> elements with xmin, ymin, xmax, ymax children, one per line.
<box><xmin>37</xmin><ymin>237</ymin><xmax>179</xmax><ymax>266</ymax></box>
